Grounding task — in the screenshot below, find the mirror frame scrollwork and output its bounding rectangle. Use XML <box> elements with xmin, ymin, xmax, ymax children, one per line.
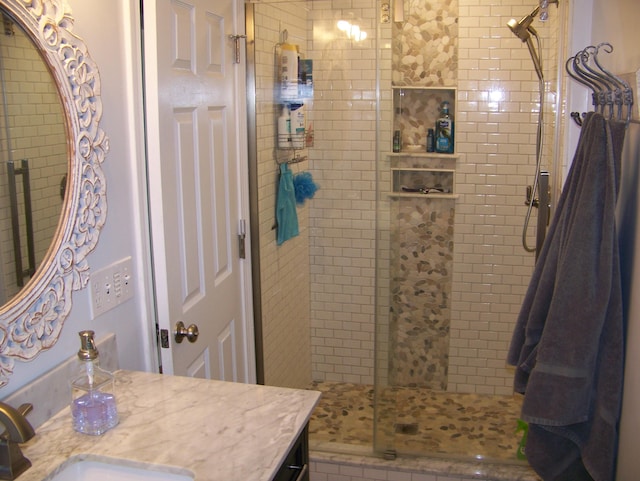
<box><xmin>0</xmin><ymin>0</ymin><xmax>108</xmax><ymax>387</ymax></box>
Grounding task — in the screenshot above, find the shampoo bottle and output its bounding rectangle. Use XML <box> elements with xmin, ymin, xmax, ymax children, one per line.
<box><xmin>290</xmin><ymin>103</ymin><xmax>305</xmax><ymax>149</ymax></box>
<box><xmin>70</xmin><ymin>330</ymin><xmax>119</xmax><ymax>435</ymax></box>
<box><xmin>278</xmin><ymin>105</ymin><xmax>292</xmax><ymax>149</ymax></box>
<box><xmin>435</xmin><ymin>101</ymin><xmax>454</xmax><ymax>154</ymax></box>
<box><xmin>279</xmin><ymin>43</ymin><xmax>299</xmax><ymax>100</ymax></box>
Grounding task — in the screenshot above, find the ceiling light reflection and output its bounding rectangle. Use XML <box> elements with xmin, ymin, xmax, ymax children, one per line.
<box><xmin>336</xmin><ymin>20</ymin><xmax>367</xmax><ymax>42</ymax></box>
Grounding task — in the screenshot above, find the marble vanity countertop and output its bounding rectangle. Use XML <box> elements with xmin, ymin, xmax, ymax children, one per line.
<box><xmin>19</xmin><ymin>370</ymin><xmax>321</xmax><ymax>481</ymax></box>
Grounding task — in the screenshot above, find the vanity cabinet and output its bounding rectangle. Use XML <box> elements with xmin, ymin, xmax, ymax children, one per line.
<box><xmin>273</xmin><ymin>425</ymin><xmax>309</xmax><ymax>481</ymax></box>
<box><xmin>19</xmin><ymin>371</ymin><xmax>320</xmax><ymax>481</ymax></box>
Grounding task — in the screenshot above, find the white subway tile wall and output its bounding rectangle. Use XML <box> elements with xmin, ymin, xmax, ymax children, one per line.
<box><xmin>308</xmin><ymin>0</ymin><xmax>378</xmax><ymax>385</ymax></box>
<box><xmin>449</xmin><ymin>0</ymin><xmax>560</xmax><ymax>395</ymax></box>
<box><xmin>254</xmin><ymin>2</ymin><xmax>313</xmax><ymax>388</ymax></box>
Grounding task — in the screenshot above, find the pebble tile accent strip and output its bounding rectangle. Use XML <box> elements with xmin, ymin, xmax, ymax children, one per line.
<box><xmin>389</xmin><ymin>198</ymin><xmax>455</xmax><ymax>389</ymax></box>
<box><xmin>392</xmin><ymin>0</ymin><xmax>458</xmax><ymax>86</ymax></box>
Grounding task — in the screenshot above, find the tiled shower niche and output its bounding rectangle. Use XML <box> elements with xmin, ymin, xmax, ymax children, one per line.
<box><xmin>392</xmin><ymin>87</ymin><xmax>455</xmax><ymax>152</ymax></box>
<box><xmin>391</xmin><ymin>167</ymin><xmax>455</xmax><ymax>196</ymax></box>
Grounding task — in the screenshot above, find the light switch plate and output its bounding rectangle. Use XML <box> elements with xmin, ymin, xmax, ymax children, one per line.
<box><xmin>89</xmin><ymin>256</ymin><xmax>134</xmax><ymax>318</ymax></box>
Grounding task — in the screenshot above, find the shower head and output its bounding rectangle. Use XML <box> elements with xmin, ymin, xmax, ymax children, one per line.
<box><xmin>508</xmin><ymin>0</ymin><xmax>558</xmax><ymax>41</ymax></box>
<box><xmin>507</xmin><ymin>5</ymin><xmax>545</xmax><ymax>81</ymax></box>
<box><xmin>507</xmin><ymin>6</ymin><xmax>540</xmax><ymax>42</ymax></box>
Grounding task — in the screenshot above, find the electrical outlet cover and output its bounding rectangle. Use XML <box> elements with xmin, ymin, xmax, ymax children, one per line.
<box><xmin>89</xmin><ymin>257</ymin><xmax>134</xmax><ymax>318</ymax></box>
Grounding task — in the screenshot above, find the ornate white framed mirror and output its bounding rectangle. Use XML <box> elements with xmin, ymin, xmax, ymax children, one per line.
<box><xmin>0</xmin><ymin>0</ymin><xmax>108</xmax><ymax>387</ymax></box>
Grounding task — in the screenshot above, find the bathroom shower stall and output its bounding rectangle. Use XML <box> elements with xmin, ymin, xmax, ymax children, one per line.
<box><xmin>247</xmin><ymin>0</ymin><xmax>564</xmax><ymax>463</ymax></box>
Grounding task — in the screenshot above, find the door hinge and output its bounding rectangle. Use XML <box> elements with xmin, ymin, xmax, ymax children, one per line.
<box><xmin>228</xmin><ymin>34</ymin><xmax>247</xmax><ymax>64</ymax></box>
<box><xmin>238</xmin><ymin>219</ymin><xmax>247</xmax><ymax>259</ymax></box>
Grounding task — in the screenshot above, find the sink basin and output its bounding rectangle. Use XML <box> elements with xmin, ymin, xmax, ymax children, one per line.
<box><xmin>45</xmin><ymin>456</ymin><xmax>194</xmax><ymax>481</ymax></box>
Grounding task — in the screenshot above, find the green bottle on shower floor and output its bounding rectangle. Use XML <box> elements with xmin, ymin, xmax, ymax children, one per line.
<box><xmin>515</xmin><ymin>418</ymin><xmax>528</xmax><ymax>460</ymax></box>
<box><xmin>435</xmin><ymin>101</ymin><xmax>454</xmax><ymax>154</ymax></box>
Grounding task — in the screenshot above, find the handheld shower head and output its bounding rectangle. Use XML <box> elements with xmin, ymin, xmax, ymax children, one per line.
<box><xmin>508</xmin><ymin>0</ymin><xmax>558</xmax><ymax>40</ymax></box>
<box><xmin>507</xmin><ymin>6</ymin><xmax>540</xmax><ymax>42</ymax></box>
<box><xmin>507</xmin><ymin>5</ymin><xmax>545</xmax><ymax>81</ymax></box>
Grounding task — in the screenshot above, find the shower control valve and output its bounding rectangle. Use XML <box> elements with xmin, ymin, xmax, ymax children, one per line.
<box><xmin>525</xmin><ymin>185</ymin><xmax>540</xmax><ymax>208</ymax></box>
<box><xmin>381</xmin><ymin>3</ymin><xmax>390</xmax><ymax>23</ymax></box>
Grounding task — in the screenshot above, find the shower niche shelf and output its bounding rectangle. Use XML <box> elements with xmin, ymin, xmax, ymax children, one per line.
<box><xmin>387</xmin><ymin>152</ymin><xmax>460</xmax><ymax>159</ymax></box>
<box><xmin>389</xmin><ymin>167</ymin><xmax>457</xmax><ymax>199</ymax></box>
<box><xmin>392</xmin><ymin>86</ymin><xmax>456</xmax><ymax>154</ymax></box>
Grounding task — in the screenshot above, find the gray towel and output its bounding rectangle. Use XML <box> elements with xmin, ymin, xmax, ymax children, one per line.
<box><xmin>507</xmin><ymin>112</ymin><xmax>626</xmax><ymax>481</ymax></box>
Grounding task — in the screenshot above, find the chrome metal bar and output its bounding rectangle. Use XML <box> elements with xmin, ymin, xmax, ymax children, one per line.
<box><xmin>245</xmin><ymin>3</ymin><xmax>265</xmax><ymax>385</ymax></box>
<box><xmin>6</xmin><ymin>159</ymin><xmax>35</xmax><ymax>287</ymax></box>
<box><xmin>7</xmin><ymin>161</ymin><xmax>23</xmax><ymax>287</ymax></box>
<box><xmin>535</xmin><ymin>170</ymin><xmax>550</xmax><ymax>261</ymax></box>
<box><xmin>21</xmin><ymin>160</ymin><xmax>35</xmax><ymax>278</ymax></box>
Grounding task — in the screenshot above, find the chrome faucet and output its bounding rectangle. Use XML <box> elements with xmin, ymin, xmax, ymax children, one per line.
<box><xmin>0</xmin><ymin>402</ymin><xmax>35</xmax><ymax>480</ymax></box>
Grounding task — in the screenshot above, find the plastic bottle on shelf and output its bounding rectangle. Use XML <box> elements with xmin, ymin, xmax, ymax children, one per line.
<box><xmin>426</xmin><ymin>128</ymin><xmax>435</xmax><ymax>152</ymax></box>
<box><xmin>435</xmin><ymin>101</ymin><xmax>454</xmax><ymax>154</ymax></box>
<box><xmin>278</xmin><ymin>105</ymin><xmax>292</xmax><ymax>149</ymax></box>
<box><xmin>393</xmin><ymin>130</ymin><xmax>401</xmax><ymax>152</ymax></box>
<box><xmin>279</xmin><ymin>43</ymin><xmax>299</xmax><ymax>100</ymax></box>
<box><xmin>290</xmin><ymin>103</ymin><xmax>305</xmax><ymax>149</ymax></box>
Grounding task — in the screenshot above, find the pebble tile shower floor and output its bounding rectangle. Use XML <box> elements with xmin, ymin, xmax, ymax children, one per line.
<box><xmin>307</xmin><ymin>381</ymin><xmax>527</xmax><ymax>463</ymax></box>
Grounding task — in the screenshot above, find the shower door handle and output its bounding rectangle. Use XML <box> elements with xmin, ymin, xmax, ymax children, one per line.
<box><xmin>535</xmin><ymin>171</ymin><xmax>550</xmax><ymax>261</ymax></box>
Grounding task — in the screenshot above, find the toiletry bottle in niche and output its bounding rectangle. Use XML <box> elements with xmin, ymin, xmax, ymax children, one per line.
<box><xmin>278</xmin><ymin>105</ymin><xmax>292</xmax><ymax>149</ymax></box>
<box><xmin>393</xmin><ymin>130</ymin><xmax>401</xmax><ymax>152</ymax></box>
<box><xmin>70</xmin><ymin>330</ymin><xmax>119</xmax><ymax>435</ymax></box>
<box><xmin>435</xmin><ymin>101</ymin><xmax>454</xmax><ymax>154</ymax></box>
<box><xmin>426</xmin><ymin>128</ymin><xmax>435</xmax><ymax>152</ymax></box>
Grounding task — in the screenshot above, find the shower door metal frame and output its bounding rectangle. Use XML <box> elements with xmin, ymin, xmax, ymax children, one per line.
<box><xmin>244</xmin><ymin>3</ymin><xmax>265</xmax><ymax>385</ymax></box>
<box><xmin>7</xmin><ymin>158</ymin><xmax>35</xmax><ymax>287</ymax></box>
<box><xmin>536</xmin><ymin>170</ymin><xmax>550</xmax><ymax>260</ymax></box>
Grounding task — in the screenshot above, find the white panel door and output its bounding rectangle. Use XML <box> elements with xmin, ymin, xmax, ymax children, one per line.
<box><xmin>144</xmin><ymin>0</ymin><xmax>254</xmax><ymax>382</ymax></box>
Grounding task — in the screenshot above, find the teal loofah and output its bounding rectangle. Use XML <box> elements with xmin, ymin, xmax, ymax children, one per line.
<box><xmin>293</xmin><ymin>171</ymin><xmax>318</xmax><ymax>205</ymax></box>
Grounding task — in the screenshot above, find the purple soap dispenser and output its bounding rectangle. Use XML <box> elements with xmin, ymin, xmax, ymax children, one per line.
<box><xmin>70</xmin><ymin>330</ymin><xmax>119</xmax><ymax>435</ymax></box>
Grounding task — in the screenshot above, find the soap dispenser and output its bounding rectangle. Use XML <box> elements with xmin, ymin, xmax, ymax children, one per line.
<box><xmin>70</xmin><ymin>330</ymin><xmax>119</xmax><ymax>435</ymax></box>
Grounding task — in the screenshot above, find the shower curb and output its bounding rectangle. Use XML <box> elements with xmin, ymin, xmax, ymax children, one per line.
<box><xmin>309</xmin><ymin>448</ymin><xmax>540</xmax><ymax>481</ymax></box>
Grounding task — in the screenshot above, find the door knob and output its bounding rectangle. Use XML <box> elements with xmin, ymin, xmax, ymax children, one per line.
<box><xmin>174</xmin><ymin>321</ymin><xmax>199</xmax><ymax>343</ymax></box>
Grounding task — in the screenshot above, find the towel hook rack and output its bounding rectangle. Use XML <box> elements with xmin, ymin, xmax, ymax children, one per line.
<box><xmin>276</xmin><ymin>153</ymin><xmax>307</xmax><ymax>165</ymax></box>
<box><xmin>566</xmin><ymin>42</ymin><xmax>634</xmax><ymax>127</ymax></box>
